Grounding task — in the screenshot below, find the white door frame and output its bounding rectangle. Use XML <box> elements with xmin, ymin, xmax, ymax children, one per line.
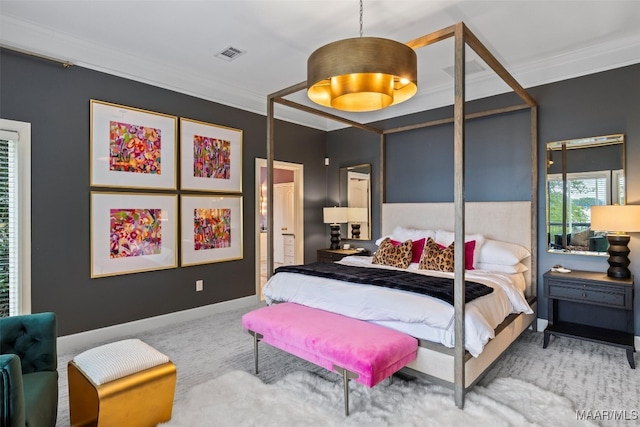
<box><xmin>255</xmin><ymin>158</ymin><xmax>304</xmax><ymax>296</ymax></box>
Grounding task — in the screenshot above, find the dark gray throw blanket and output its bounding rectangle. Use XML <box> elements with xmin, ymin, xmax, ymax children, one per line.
<box><xmin>274</xmin><ymin>262</ymin><xmax>493</xmax><ymax>305</ymax></box>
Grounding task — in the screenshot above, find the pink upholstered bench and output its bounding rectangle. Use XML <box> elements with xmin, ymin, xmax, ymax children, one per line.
<box><xmin>241</xmin><ymin>302</ymin><xmax>418</xmax><ymax>415</ymax></box>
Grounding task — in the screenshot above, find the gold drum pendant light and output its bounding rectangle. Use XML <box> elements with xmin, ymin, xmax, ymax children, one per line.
<box><xmin>306</xmin><ymin>2</ymin><xmax>417</xmax><ymax>112</ymax></box>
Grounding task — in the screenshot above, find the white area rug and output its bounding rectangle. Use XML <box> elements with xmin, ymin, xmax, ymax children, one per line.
<box><xmin>164</xmin><ymin>370</ymin><xmax>593</xmax><ymax>426</ymax></box>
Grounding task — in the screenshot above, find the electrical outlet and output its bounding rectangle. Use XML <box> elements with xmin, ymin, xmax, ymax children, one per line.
<box><xmin>195</xmin><ymin>280</ymin><xmax>203</xmax><ymax>292</ymax></box>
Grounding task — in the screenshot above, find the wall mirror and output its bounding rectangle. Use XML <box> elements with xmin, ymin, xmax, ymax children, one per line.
<box><xmin>339</xmin><ymin>164</ymin><xmax>371</xmax><ymax>240</ymax></box>
<box><xmin>546</xmin><ymin>134</ymin><xmax>625</xmax><ymax>255</ymax></box>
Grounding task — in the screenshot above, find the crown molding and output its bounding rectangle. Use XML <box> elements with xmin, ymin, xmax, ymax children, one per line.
<box><xmin>2</xmin><ymin>14</ymin><xmax>639</xmax><ymax>132</ymax></box>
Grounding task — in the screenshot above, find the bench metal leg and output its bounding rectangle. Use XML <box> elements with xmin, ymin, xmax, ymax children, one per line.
<box><xmin>333</xmin><ymin>365</ymin><xmax>358</xmax><ymax>416</ymax></box>
<box><xmin>249</xmin><ymin>331</ymin><xmax>263</xmax><ymax>374</ymax></box>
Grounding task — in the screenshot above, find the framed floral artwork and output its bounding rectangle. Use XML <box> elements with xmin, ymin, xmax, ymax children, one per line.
<box><xmin>180</xmin><ymin>195</ymin><xmax>243</xmax><ymax>266</ymax></box>
<box><xmin>90</xmin><ymin>100</ymin><xmax>177</xmax><ymax>189</ymax></box>
<box><xmin>180</xmin><ymin>118</ymin><xmax>242</xmax><ymax>192</ymax></box>
<box><xmin>91</xmin><ymin>192</ymin><xmax>178</xmax><ymax>278</ymax></box>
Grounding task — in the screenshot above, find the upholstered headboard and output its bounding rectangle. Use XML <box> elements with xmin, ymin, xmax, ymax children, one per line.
<box><xmin>381</xmin><ymin>202</ymin><xmax>532</xmax><ymax>295</ymax></box>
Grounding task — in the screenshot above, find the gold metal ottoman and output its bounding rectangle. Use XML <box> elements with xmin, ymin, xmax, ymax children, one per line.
<box><xmin>68</xmin><ymin>339</ymin><xmax>176</xmax><ymax>427</ymax></box>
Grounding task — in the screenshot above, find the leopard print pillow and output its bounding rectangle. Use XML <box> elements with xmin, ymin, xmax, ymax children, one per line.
<box><xmin>372</xmin><ymin>238</ymin><xmax>412</xmax><ymax>269</ymax></box>
<box><xmin>419</xmin><ymin>237</ymin><xmax>455</xmax><ymax>272</ymax></box>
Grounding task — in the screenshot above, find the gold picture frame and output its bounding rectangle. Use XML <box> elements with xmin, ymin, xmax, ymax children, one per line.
<box><xmin>90</xmin><ymin>100</ymin><xmax>177</xmax><ymax>189</ymax></box>
<box><xmin>91</xmin><ymin>192</ymin><xmax>178</xmax><ymax>278</ymax></box>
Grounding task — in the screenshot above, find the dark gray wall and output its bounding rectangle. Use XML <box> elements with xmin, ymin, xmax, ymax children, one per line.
<box><xmin>327</xmin><ymin>63</ymin><xmax>640</xmax><ymax>330</ymax></box>
<box><xmin>536</xmin><ymin>64</ymin><xmax>640</xmax><ymax>326</ymax></box>
<box><xmin>327</xmin><ymin>94</ymin><xmax>532</xmax><ymax>254</ymax></box>
<box><xmin>3</xmin><ymin>45</ymin><xmax>640</xmax><ymax>334</ymax></box>
<box><xmin>0</xmin><ymin>49</ymin><xmax>326</xmax><ymax>336</ymax></box>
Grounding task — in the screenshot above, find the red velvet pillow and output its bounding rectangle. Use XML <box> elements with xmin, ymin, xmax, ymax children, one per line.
<box><xmin>437</xmin><ymin>240</ymin><xmax>476</xmax><ymax>270</ymax></box>
<box><xmin>391</xmin><ymin>238</ymin><xmax>426</xmax><ymax>264</ymax></box>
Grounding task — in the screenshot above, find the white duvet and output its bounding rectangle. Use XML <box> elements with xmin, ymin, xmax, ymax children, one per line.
<box><xmin>263</xmin><ymin>256</ymin><xmax>533</xmax><ymax>357</ymax></box>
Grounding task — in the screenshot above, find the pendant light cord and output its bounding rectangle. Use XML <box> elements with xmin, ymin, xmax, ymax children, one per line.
<box><xmin>359</xmin><ymin>0</ymin><xmax>363</xmax><ymax>37</ymax></box>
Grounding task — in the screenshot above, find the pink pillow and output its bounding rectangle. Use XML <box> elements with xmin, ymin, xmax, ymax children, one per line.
<box><xmin>437</xmin><ymin>240</ymin><xmax>476</xmax><ymax>270</ymax></box>
<box><xmin>390</xmin><ymin>238</ymin><xmax>426</xmax><ymax>264</ymax></box>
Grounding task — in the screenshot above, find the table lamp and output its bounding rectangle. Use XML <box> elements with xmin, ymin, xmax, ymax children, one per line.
<box><xmin>347</xmin><ymin>207</ymin><xmax>368</xmax><ymax>239</ymax></box>
<box><xmin>323</xmin><ymin>207</ymin><xmax>348</xmax><ymax>249</ymax></box>
<box><xmin>590</xmin><ymin>205</ymin><xmax>640</xmax><ymax>279</ymax></box>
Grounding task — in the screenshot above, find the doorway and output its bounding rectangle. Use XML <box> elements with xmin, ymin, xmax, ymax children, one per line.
<box><xmin>255</xmin><ymin>159</ymin><xmax>304</xmax><ymax>298</ymax></box>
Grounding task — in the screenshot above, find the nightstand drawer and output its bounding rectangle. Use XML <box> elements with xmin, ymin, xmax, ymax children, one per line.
<box><xmin>547</xmin><ymin>283</ymin><xmax>627</xmax><ymax>308</ymax></box>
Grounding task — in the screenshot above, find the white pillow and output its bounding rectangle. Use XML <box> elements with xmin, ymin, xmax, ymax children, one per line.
<box><xmin>376</xmin><ymin>226</ymin><xmax>435</xmax><ymax>246</ymax></box>
<box><xmin>476</xmin><ymin>261</ymin><xmax>528</xmax><ymax>274</ymax></box>
<box><xmin>435</xmin><ymin>230</ymin><xmax>485</xmax><ymax>268</ymax></box>
<box><xmin>477</xmin><ymin>239</ymin><xmax>531</xmax><ymax>266</ymax></box>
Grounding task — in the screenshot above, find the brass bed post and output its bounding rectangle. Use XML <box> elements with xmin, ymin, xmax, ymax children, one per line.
<box><xmin>531</xmin><ymin>106</ymin><xmax>539</xmax><ymax>302</ymax></box>
<box><xmin>266</xmin><ymin>96</ymin><xmax>275</xmax><ymax>279</ymax></box>
<box><xmin>453</xmin><ymin>22</ymin><xmax>466</xmax><ymax>410</ymax></box>
<box><xmin>267</xmin><ymin>81</ymin><xmax>307</xmax><ymax>279</ymax></box>
<box><xmin>380</xmin><ymin>133</ymin><xmax>386</xmax><ymax>205</ymax></box>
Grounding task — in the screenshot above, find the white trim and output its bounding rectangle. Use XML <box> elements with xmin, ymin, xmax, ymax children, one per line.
<box><xmin>0</xmin><ymin>118</ymin><xmax>31</xmax><ymax>315</ymax></box>
<box><xmin>5</xmin><ymin>13</ymin><xmax>639</xmax><ymax>132</ymax></box>
<box><xmin>537</xmin><ymin>318</ymin><xmax>549</xmax><ymax>332</ymax></box>
<box><xmin>57</xmin><ymin>295</ymin><xmax>258</xmax><ymax>354</ymax></box>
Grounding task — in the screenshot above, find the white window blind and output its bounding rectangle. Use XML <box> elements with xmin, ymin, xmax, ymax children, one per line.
<box><xmin>0</xmin><ymin>132</ymin><xmax>18</xmax><ymax>317</ymax></box>
<box><xmin>0</xmin><ymin>120</ymin><xmax>30</xmax><ymax>318</ymax></box>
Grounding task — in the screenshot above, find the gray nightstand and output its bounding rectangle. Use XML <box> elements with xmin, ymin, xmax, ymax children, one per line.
<box><xmin>543</xmin><ymin>269</ymin><xmax>635</xmax><ymax>368</ymax></box>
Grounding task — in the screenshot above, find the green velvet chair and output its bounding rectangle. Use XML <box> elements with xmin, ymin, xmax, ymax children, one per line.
<box><xmin>0</xmin><ymin>312</ymin><xmax>58</xmax><ymax>427</ymax></box>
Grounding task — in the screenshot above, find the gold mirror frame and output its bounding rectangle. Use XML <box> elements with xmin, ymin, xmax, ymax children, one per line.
<box><xmin>339</xmin><ymin>164</ymin><xmax>372</xmax><ymax>241</ymax></box>
<box><xmin>546</xmin><ymin>134</ymin><xmax>625</xmax><ymax>256</ymax></box>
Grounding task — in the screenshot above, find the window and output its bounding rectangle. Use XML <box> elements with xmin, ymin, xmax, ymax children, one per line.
<box><xmin>547</xmin><ymin>170</ymin><xmax>611</xmax><ymax>241</ymax></box>
<box><xmin>0</xmin><ymin>119</ymin><xmax>31</xmax><ymax>317</ymax></box>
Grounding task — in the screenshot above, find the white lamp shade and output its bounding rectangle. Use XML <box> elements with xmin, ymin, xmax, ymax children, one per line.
<box><xmin>590</xmin><ymin>205</ymin><xmax>640</xmax><ymax>233</ymax></box>
<box><xmin>323</xmin><ymin>207</ymin><xmax>349</xmax><ymax>224</ymax></box>
<box><xmin>347</xmin><ymin>207</ymin><xmax>368</xmax><ymax>223</ymax></box>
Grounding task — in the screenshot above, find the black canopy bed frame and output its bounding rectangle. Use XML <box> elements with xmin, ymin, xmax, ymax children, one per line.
<box><xmin>265</xmin><ymin>21</ymin><xmax>538</xmax><ymax>409</ymax></box>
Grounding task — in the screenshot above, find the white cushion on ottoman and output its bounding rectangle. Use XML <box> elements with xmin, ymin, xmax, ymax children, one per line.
<box><xmin>73</xmin><ymin>338</ymin><xmax>170</xmax><ymax>385</ymax></box>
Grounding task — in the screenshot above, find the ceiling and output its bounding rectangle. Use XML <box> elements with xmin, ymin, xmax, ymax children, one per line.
<box><xmin>2</xmin><ymin>1</ymin><xmax>640</xmax><ymax>131</ymax></box>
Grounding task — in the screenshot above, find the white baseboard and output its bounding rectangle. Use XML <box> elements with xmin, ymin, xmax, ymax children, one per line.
<box><xmin>57</xmin><ymin>295</ymin><xmax>259</xmax><ymax>355</ymax></box>
<box><xmin>537</xmin><ymin>318</ymin><xmax>548</xmax><ymax>331</ymax></box>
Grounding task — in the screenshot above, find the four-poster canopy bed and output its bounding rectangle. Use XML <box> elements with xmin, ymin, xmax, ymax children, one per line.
<box><xmin>263</xmin><ymin>21</ymin><xmax>538</xmax><ymax>409</ymax></box>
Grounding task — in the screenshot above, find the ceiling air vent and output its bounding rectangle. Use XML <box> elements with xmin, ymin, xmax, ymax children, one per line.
<box><xmin>442</xmin><ymin>59</ymin><xmax>485</xmax><ymax>78</ymax></box>
<box><xmin>215</xmin><ymin>46</ymin><xmax>246</xmax><ymax>62</ymax></box>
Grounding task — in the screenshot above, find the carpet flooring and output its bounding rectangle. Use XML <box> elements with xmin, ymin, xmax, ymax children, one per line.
<box><xmin>55</xmin><ymin>303</ymin><xmax>640</xmax><ymax>426</ymax></box>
